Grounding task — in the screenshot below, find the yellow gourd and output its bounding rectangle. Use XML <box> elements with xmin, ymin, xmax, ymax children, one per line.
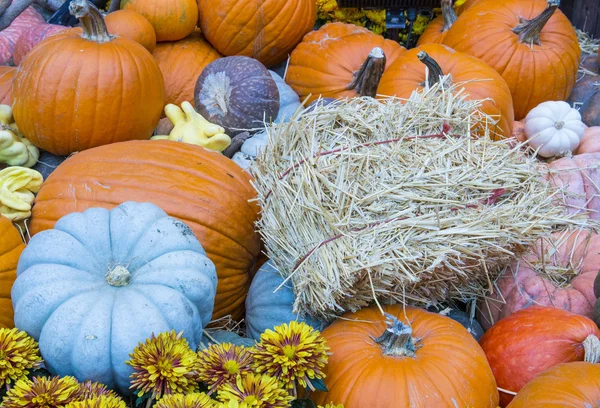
<box><xmin>151</xmin><ymin>101</ymin><xmax>231</xmax><ymax>153</ymax></box>
<box><xmin>0</xmin><ymin>167</ymin><xmax>43</xmax><ymax>221</ymax></box>
<box><xmin>0</xmin><ymin>105</ymin><xmax>39</xmax><ymax>168</ymax></box>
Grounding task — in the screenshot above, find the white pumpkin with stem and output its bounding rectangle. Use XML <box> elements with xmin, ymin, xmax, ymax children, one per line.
<box><xmin>524</xmin><ymin>101</ymin><xmax>586</xmax><ymax>158</ymax></box>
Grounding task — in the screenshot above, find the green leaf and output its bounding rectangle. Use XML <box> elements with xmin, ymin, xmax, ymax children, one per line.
<box><xmin>135</xmin><ymin>393</ymin><xmax>150</xmax><ymax>407</ymax></box>
<box><xmin>311</xmin><ymin>378</ymin><xmax>328</xmax><ymax>393</ymax></box>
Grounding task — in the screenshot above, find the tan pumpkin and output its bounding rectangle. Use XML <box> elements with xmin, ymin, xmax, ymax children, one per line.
<box><xmin>105</xmin><ymin>9</ymin><xmax>156</xmax><ymax>53</ymax></box>
<box><xmin>575</xmin><ymin>126</ymin><xmax>600</xmax><ymax>154</ymax></box>
<box><xmin>120</xmin><ymin>0</ymin><xmax>197</xmax><ymax>42</ymax></box>
<box><xmin>0</xmin><ymin>214</ymin><xmax>25</xmax><ymax>328</ymax></box>
<box><xmin>478</xmin><ymin>228</ymin><xmax>600</xmax><ymax>330</ymax></box>
<box><xmin>153</xmin><ymin>30</ymin><xmax>222</xmax><ymax>110</ymax></box>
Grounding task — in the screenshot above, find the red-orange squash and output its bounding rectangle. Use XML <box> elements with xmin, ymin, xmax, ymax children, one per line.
<box><xmin>105</xmin><ymin>9</ymin><xmax>156</xmax><ymax>53</ymax></box>
<box><xmin>286</xmin><ymin>23</ymin><xmax>406</xmax><ymax>104</ymax></box>
<box><xmin>13</xmin><ymin>23</ymin><xmax>68</xmax><ymax>66</ymax></box>
<box><xmin>312</xmin><ymin>304</ymin><xmax>499</xmax><ymax>407</ymax></box>
<box><xmin>153</xmin><ymin>30</ymin><xmax>222</xmax><ymax>110</ymax></box>
<box><xmin>0</xmin><ymin>7</ymin><xmax>44</xmax><ymax>65</ymax></box>
<box><xmin>12</xmin><ymin>0</ymin><xmax>164</xmax><ymax>156</ymax></box>
<box><xmin>0</xmin><ymin>66</ymin><xmax>15</xmax><ymax>105</ymax></box>
<box><xmin>480</xmin><ymin>306</ymin><xmax>600</xmax><ymax>407</ymax></box>
<box><xmin>377</xmin><ymin>43</ymin><xmax>514</xmax><ymax>140</ymax></box>
<box><xmin>477</xmin><ymin>229</ymin><xmax>600</xmax><ymax>330</ymax></box>
<box><xmin>198</xmin><ymin>0</ymin><xmax>316</xmax><ymax>67</ymax></box>
<box><xmin>29</xmin><ymin>140</ymin><xmax>261</xmax><ymax>322</ymax></box>
<box><xmin>443</xmin><ymin>0</ymin><xmax>580</xmax><ymax>120</ymax></box>
<box><xmin>120</xmin><ymin>0</ymin><xmax>197</xmax><ymax>42</ymax></box>
<box><xmin>575</xmin><ymin>126</ymin><xmax>600</xmax><ymax>154</ymax></box>
<box><xmin>0</xmin><ymin>215</ymin><xmax>25</xmax><ymax>328</ymax></box>
<box><xmin>507</xmin><ymin>362</ymin><xmax>600</xmax><ymax>408</ymax></box>
<box><xmin>512</xmin><ymin>120</ymin><xmax>526</xmax><ymax>142</ymax></box>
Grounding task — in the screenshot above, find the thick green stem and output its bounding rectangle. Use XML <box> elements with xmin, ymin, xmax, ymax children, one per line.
<box><xmin>69</xmin><ymin>0</ymin><xmax>112</xmax><ymax>43</ymax></box>
<box><xmin>512</xmin><ymin>0</ymin><xmax>560</xmax><ymax>46</ymax></box>
<box><xmin>347</xmin><ymin>47</ymin><xmax>387</xmax><ymax>98</ymax></box>
<box><xmin>441</xmin><ymin>0</ymin><xmax>457</xmax><ymax>32</ymax></box>
<box><xmin>417</xmin><ymin>51</ymin><xmax>445</xmax><ymax>87</ymax></box>
<box><xmin>373</xmin><ymin>313</ymin><xmax>417</xmax><ymax>357</ymax></box>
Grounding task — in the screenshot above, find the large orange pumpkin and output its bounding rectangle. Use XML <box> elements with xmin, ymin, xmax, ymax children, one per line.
<box><xmin>198</xmin><ymin>0</ymin><xmax>316</xmax><ymax>67</ymax></box>
<box><xmin>0</xmin><ymin>215</ymin><xmax>25</xmax><ymax>328</ymax></box>
<box><xmin>312</xmin><ymin>304</ymin><xmax>499</xmax><ymax>407</ymax></box>
<box><xmin>105</xmin><ymin>9</ymin><xmax>156</xmax><ymax>53</ymax></box>
<box><xmin>443</xmin><ymin>0</ymin><xmax>580</xmax><ymax>120</ymax></box>
<box><xmin>29</xmin><ymin>140</ymin><xmax>261</xmax><ymax>322</ymax></box>
<box><xmin>377</xmin><ymin>43</ymin><xmax>514</xmax><ymax>139</ymax></box>
<box><xmin>286</xmin><ymin>23</ymin><xmax>406</xmax><ymax>104</ymax></box>
<box><xmin>0</xmin><ymin>66</ymin><xmax>15</xmax><ymax>105</ymax></box>
<box><xmin>120</xmin><ymin>0</ymin><xmax>197</xmax><ymax>42</ymax></box>
<box><xmin>153</xmin><ymin>30</ymin><xmax>222</xmax><ymax>110</ymax></box>
<box><xmin>480</xmin><ymin>306</ymin><xmax>600</xmax><ymax>407</ymax></box>
<box><xmin>12</xmin><ymin>0</ymin><xmax>164</xmax><ymax>156</ymax></box>
<box><xmin>507</xmin><ymin>362</ymin><xmax>600</xmax><ymax>408</ymax></box>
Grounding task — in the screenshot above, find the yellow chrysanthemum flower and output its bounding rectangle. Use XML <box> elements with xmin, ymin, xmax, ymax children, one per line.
<box><xmin>75</xmin><ymin>381</ymin><xmax>117</xmax><ymax>399</ymax></box>
<box><xmin>127</xmin><ymin>330</ymin><xmax>199</xmax><ymax>399</ymax></box>
<box><xmin>0</xmin><ymin>327</ymin><xmax>43</xmax><ymax>387</ymax></box>
<box><xmin>213</xmin><ymin>401</ymin><xmax>249</xmax><ymax>408</ymax></box>
<box><xmin>252</xmin><ymin>322</ymin><xmax>329</xmax><ymax>395</ymax></box>
<box><xmin>217</xmin><ymin>373</ymin><xmax>292</xmax><ymax>408</ymax></box>
<box><xmin>197</xmin><ymin>343</ymin><xmax>254</xmax><ymax>393</ymax></box>
<box><xmin>154</xmin><ymin>392</ymin><xmax>215</xmax><ymax>408</ymax></box>
<box><xmin>2</xmin><ymin>376</ymin><xmax>80</xmax><ymax>408</ymax></box>
<box><xmin>318</xmin><ymin>404</ymin><xmax>344</xmax><ymax>408</ymax></box>
<box><xmin>65</xmin><ymin>395</ymin><xmax>127</xmax><ymax>408</ymax></box>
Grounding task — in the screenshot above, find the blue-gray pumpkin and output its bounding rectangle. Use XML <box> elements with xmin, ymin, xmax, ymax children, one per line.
<box><xmin>11</xmin><ymin>201</ymin><xmax>218</xmax><ymax>394</ymax></box>
<box><xmin>245</xmin><ymin>260</ymin><xmax>326</xmax><ymax>340</ymax></box>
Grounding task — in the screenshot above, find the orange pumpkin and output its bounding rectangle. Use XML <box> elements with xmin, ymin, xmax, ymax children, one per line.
<box><xmin>153</xmin><ymin>30</ymin><xmax>222</xmax><ymax>109</ymax></box>
<box><xmin>286</xmin><ymin>23</ymin><xmax>406</xmax><ymax>104</ymax></box>
<box><xmin>12</xmin><ymin>0</ymin><xmax>164</xmax><ymax>156</ymax></box>
<box><xmin>0</xmin><ymin>215</ymin><xmax>25</xmax><ymax>328</ymax></box>
<box><xmin>575</xmin><ymin>126</ymin><xmax>600</xmax><ymax>154</ymax></box>
<box><xmin>120</xmin><ymin>0</ymin><xmax>197</xmax><ymax>42</ymax></box>
<box><xmin>443</xmin><ymin>0</ymin><xmax>580</xmax><ymax>120</ymax></box>
<box><xmin>198</xmin><ymin>0</ymin><xmax>316</xmax><ymax>67</ymax></box>
<box><xmin>105</xmin><ymin>9</ymin><xmax>156</xmax><ymax>53</ymax></box>
<box><xmin>507</xmin><ymin>362</ymin><xmax>600</xmax><ymax>408</ymax></box>
<box><xmin>312</xmin><ymin>304</ymin><xmax>499</xmax><ymax>407</ymax></box>
<box><xmin>417</xmin><ymin>0</ymin><xmax>457</xmax><ymax>45</ymax></box>
<box><xmin>377</xmin><ymin>44</ymin><xmax>514</xmax><ymax>139</ymax></box>
<box><xmin>0</xmin><ymin>66</ymin><xmax>15</xmax><ymax>105</ymax></box>
<box><xmin>480</xmin><ymin>306</ymin><xmax>600</xmax><ymax>406</ymax></box>
<box><xmin>29</xmin><ymin>140</ymin><xmax>261</xmax><ymax>322</ymax></box>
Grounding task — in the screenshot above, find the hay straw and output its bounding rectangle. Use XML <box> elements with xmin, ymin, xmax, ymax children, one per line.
<box><xmin>577</xmin><ymin>29</ymin><xmax>599</xmax><ymax>56</ymax></box>
<box><xmin>251</xmin><ymin>77</ymin><xmax>583</xmax><ymax>321</ymax></box>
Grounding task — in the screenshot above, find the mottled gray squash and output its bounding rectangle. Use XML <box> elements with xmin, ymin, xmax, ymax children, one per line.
<box><xmin>194</xmin><ymin>56</ymin><xmax>280</xmax><ymax>135</ymax></box>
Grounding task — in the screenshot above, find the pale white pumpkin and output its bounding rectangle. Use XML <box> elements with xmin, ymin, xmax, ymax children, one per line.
<box><xmin>524</xmin><ymin>101</ymin><xmax>585</xmax><ymax>158</ymax></box>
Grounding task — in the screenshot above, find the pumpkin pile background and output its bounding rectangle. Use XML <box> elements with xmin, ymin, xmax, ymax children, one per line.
<box><xmin>0</xmin><ymin>0</ymin><xmax>599</xmax><ymax>407</ymax></box>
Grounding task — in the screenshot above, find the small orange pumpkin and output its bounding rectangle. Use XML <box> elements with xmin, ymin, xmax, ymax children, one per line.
<box><xmin>105</xmin><ymin>9</ymin><xmax>156</xmax><ymax>53</ymax></box>
<box><xmin>152</xmin><ymin>30</ymin><xmax>222</xmax><ymax>110</ymax></box>
<box><xmin>0</xmin><ymin>215</ymin><xmax>25</xmax><ymax>328</ymax></box>
<box><xmin>286</xmin><ymin>23</ymin><xmax>406</xmax><ymax>104</ymax></box>
<box><xmin>120</xmin><ymin>0</ymin><xmax>197</xmax><ymax>42</ymax></box>
<box><xmin>12</xmin><ymin>0</ymin><xmax>164</xmax><ymax>156</ymax></box>
<box><xmin>312</xmin><ymin>304</ymin><xmax>499</xmax><ymax>407</ymax></box>
<box><xmin>576</xmin><ymin>126</ymin><xmax>600</xmax><ymax>154</ymax></box>
<box><xmin>0</xmin><ymin>66</ymin><xmax>15</xmax><ymax>105</ymax></box>
<box><xmin>417</xmin><ymin>0</ymin><xmax>457</xmax><ymax>45</ymax></box>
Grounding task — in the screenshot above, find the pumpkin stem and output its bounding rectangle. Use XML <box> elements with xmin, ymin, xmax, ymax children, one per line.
<box><xmin>441</xmin><ymin>0</ymin><xmax>458</xmax><ymax>32</ymax></box>
<box><xmin>347</xmin><ymin>47</ymin><xmax>386</xmax><ymax>98</ymax></box>
<box><xmin>373</xmin><ymin>313</ymin><xmax>418</xmax><ymax>357</ymax></box>
<box><xmin>512</xmin><ymin>0</ymin><xmax>560</xmax><ymax>46</ymax></box>
<box><xmin>105</xmin><ymin>265</ymin><xmax>131</xmax><ymax>287</ymax></box>
<box><xmin>417</xmin><ymin>51</ymin><xmax>445</xmax><ymax>87</ymax></box>
<box><xmin>69</xmin><ymin>0</ymin><xmax>112</xmax><ymax>43</ymax></box>
<box><xmin>583</xmin><ymin>334</ymin><xmax>600</xmax><ymax>364</ymax></box>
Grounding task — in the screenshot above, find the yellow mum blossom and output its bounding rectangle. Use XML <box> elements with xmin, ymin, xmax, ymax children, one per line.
<box><xmin>213</xmin><ymin>401</ymin><xmax>249</xmax><ymax>408</ymax></box>
<box><xmin>75</xmin><ymin>381</ymin><xmax>118</xmax><ymax>399</ymax></box>
<box><xmin>154</xmin><ymin>393</ymin><xmax>215</xmax><ymax>408</ymax></box>
<box><xmin>217</xmin><ymin>373</ymin><xmax>292</xmax><ymax>408</ymax></box>
<box><xmin>197</xmin><ymin>343</ymin><xmax>254</xmax><ymax>393</ymax></box>
<box><xmin>0</xmin><ymin>327</ymin><xmax>43</xmax><ymax>387</ymax></box>
<box><xmin>65</xmin><ymin>395</ymin><xmax>127</xmax><ymax>408</ymax></box>
<box><xmin>2</xmin><ymin>376</ymin><xmax>80</xmax><ymax>408</ymax></box>
<box><xmin>318</xmin><ymin>404</ymin><xmax>344</xmax><ymax>408</ymax></box>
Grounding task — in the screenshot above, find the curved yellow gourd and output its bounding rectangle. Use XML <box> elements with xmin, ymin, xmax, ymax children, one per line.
<box><xmin>151</xmin><ymin>101</ymin><xmax>231</xmax><ymax>152</ymax></box>
<box><xmin>0</xmin><ymin>105</ymin><xmax>39</xmax><ymax>167</ymax></box>
<box><xmin>0</xmin><ymin>167</ymin><xmax>43</xmax><ymax>221</ymax></box>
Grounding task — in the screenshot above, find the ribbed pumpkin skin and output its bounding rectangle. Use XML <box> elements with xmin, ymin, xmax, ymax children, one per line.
<box><xmin>378</xmin><ymin>43</ymin><xmax>514</xmax><ymax>140</ymax></box>
<box><xmin>105</xmin><ymin>9</ymin><xmax>156</xmax><ymax>53</ymax></box>
<box><xmin>286</xmin><ymin>23</ymin><xmax>406</xmax><ymax>104</ymax></box>
<box><xmin>198</xmin><ymin>0</ymin><xmax>316</xmax><ymax>67</ymax></box>
<box><xmin>120</xmin><ymin>0</ymin><xmax>197</xmax><ymax>42</ymax></box>
<box><xmin>153</xmin><ymin>31</ymin><xmax>222</xmax><ymax>110</ymax></box>
<box><xmin>0</xmin><ymin>215</ymin><xmax>25</xmax><ymax>328</ymax></box>
<box><xmin>0</xmin><ymin>66</ymin><xmax>15</xmax><ymax>105</ymax></box>
<box><xmin>506</xmin><ymin>362</ymin><xmax>600</xmax><ymax>408</ymax></box>
<box><xmin>312</xmin><ymin>305</ymin><xmax>499</xmax><ymax>408</ymax></box>
<box><xmin>29</xmin><ymin>140</ymin><xmax>261</xmax><ymax>321</ymax></box>
<box><xmin>479</xmin><ymin>307</ymin><xmax>600</xmax><ymax>407</ymax></box>
<box><xmin>12</xmin><ymin>31</ymin><xmax>164</xmax><ymax>156</ymax></box>
<box><xmin>442</xmin><ymin>0</ymin><xmax>580</xmax><ymax>120</ymax></box>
